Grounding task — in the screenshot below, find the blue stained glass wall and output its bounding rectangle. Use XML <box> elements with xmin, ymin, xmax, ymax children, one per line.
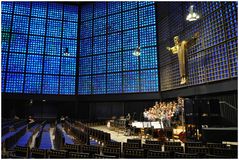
<box><xmin>79</xmin><ymin>2</ymin><xmax>158</xmax><ymax>94</ymax></box>
<box><xmin>1</xmin><ymin>2</ymin><xmax>78</xmax><ymax>95</ymax></box>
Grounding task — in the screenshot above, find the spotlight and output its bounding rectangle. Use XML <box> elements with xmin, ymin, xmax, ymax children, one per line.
<box><xmin>63</xmin><ymin>47</ymin><xmax>69</xmax><ymax>56</ymax></box>
<box><xmin>186</xmin><ymin>5</ymin><xmax>200</xmax><ymax>22</ymax></box>
<box><xmin>133</xmin><ymin>47</ymin><xmax>140</xmax><ymax>56</ymax></box>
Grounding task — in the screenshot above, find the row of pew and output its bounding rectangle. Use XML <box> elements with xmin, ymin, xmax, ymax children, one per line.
<box><xmin>55</xmin><ymin>124</ymin><xmax>74</xmax><ymax>149</ymax></box>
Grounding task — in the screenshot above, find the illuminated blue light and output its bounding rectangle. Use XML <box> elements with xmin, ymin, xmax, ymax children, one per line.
<box><xmin>108</xmin><ymin>32</ymin><xmax>122</xmax><ymax>53</ymax></box>
<box><xmin>1</xmin><ymin>52</ymin><xmax>8</xmax><ymax>72</ymax></box>
<box><xmin>26</xmin><ymin>54</ymin><xmax>43</xmax><ymax>73</ymax></box>
<box><xmin>42</xmin><ymin>75</ymin><xmax>59</xmax><ymax>94</ymax></box>
<box><xmin>28</xmin><ymin>36</ymin><xmax>45</xmax><ymax>54</ymax></box>
<box><xmin>107</xmin><ymin>73</ymin><xmax>122</xmax><ymax>94</ymax></box>
<box><xmin>64</xmin><ymin>5</ymin><xmax>78</xmax><ymax>22</ymax></box>
<box><xmin>92</xmin><ymin>74</ymin><xmax>106</xmax><ymax>94</ymax></box>
<box><xmin>31</xmin><ymin>2</ymin><xmax>47</xmax><ymax>18</ymax></box>
<box><xmin>30</xmin><ymin>18</ymin><xmax>46</xmax><ymax>36</ymax></box>
<box><xmin>45</xmin><ymin>38</ymin><xmax>61</xmax><ymax>56</ymax></box>
<box><xmin>1</xmin><ymin>2</ymin><xmax>14</xmax><ymax>14</ymax></box>
<box><xmin>12</xmin><ymin>15</ymin><xmax>29</xmax><ymax>34</ymax></box>
<box><xmin>123</xmin><ymin>9</ymin><xmax>138</xmax><ymax>30</ymax></box>
<box><xmin>8</xmin><ymin>53</ymin><xmax>26</xmax><ymax>73</ymax></box>
<box><xmin>62</xmin><ymin>39</ymin><xmax>77</xmax><ymax>57</ymax></box>
<box><xmin>44</xmin><ymin>56</ymin><xmax>60</xmax><ymax>75</ymax></box>
<box><xmin>47</xmin><ymin>20</ymin><xmax>62</xmax><ymax>37</ymax></box>
<box><xmin>2</xmin><ymin>14</ymin><xmax>12</xmax><ymax>32</ymax></box>
<box><xmin>61</xmin><ymin>57</ymin><xmax>76</xmax><ymax>75</ymax></box>
<box><xmin>108</xmin><ymin>2</ymin><xmax>121</xmax><ymax>15</ymax></box>
<box><xmin>80</xmin><ymin>38</ymin><xmax>92</xmax><ymax>57</ymax></box>
<box><xmin>6</xmin><ymin>73</ymin><xmax>24</xmax><ymax>93</ymax></box>
<box><xmin>78</xmin><ymin>76</ymin><xmax>91</xmax><ymax>95</ymax></box>
<box><xmin>60</xmin><ymin>76</ymin><xmax>75</xmax><ymax>95</ymax></box>
<box><xmin>107</xmin><ymin>52</ymin><xmax>122</xmax><ymax>73</ymax></box>
<box><xmin>63</xmin><ymin>22</ymin><xmax>77</xmax><ymax>39</ymax></box>
<box><xmin>140</xmin><ymin>69</ymin><xmax>158</xmax><ymax>92</ymax></box>
<box><xmin>93</xmin><ymin>55</ymin><xmax>106</xmax><ymax>74</ymax></box>
<box><xmin>48</xmin><ymin>3</ymin><xmax>63</xmax><ymax>20</ymax></box>
<box><xmin>93</xmin><ymin>36</ymin><xmax>106</xmax><ymax>55</ymax></box>
<box><xmin>14</xmin><ymin>2</ymin><xmax>30</xmax><ymax>15</ymax></box>
<box><xmin>79</xmin><ymin>57</ymin><xmax>92</xmax><ymax>75</ymax></box>
<box><xmin>123</xmin><ymin>50</ymin><xmax>139</xmax><ymax>71</ymax></box>
<box><xmin>123</xmin><ymin>71</ymin><xmax>139</xmax><ymax>93</ymax></box>
<box><xmin>2</xmin><ymin>33</ymin><xmax>10</xmax><ymax>52</ymax></box>
<box><xmin>24</xmin><ymin>74</ymin><xmax>42</xmax><ymax>94</ymax></box>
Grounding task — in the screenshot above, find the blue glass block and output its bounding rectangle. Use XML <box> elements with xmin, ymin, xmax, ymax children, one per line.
<box><xmin>10</xmin><ymin>34</ymin><xmax>27</xmax><ymax>53</ymax></box>
<box><xmin>80</xmin><ymin>20</ymin><xmax>92</xmax><ymax>39</ymax></box>
<box><xmin>24</xmin><ymin>74</ymin><xmax>42</xmax><ymax>94</ymax></box>
<box><xmin>78</xmin><ymin>76</ymin><xmax>91</xmax><ymax>95</ymax></box>
<box><xmin>14</xmin><ymin>2</ymin><xmax>30</xmax><ymax>15</ymax></box>
<box><xmin>45</xmin><ymin>38</ymin><xmax>61</xmax><ymax>56</ymax></box>
<box><xmin>92</xmin><ymin>55</ymin><xmax>106</xmax><ymax>74</ymax></box>
<box><xmin>94</xmin><ymin>2</ymin><xmax>106</xmax><ymax>18</ymax></box>
<box><xmin>1</xmin><ymin>52</ymin><xmax>7</xmax><ymax>72</ymax></box>
<box><xmin>63</xmin><ymin>22</ymin><xmax>77</xmax><ymax>39</ymax></box>
<box><xmin>2</xmin><ymin>33</ymin><xmax>10</xmax><ymax>52</ymax></box>
<box><xmin>123</xmin><ymin>71</ymin><xmax>139</xmax><ymax>93</ymax></box>
<box><xmin>2</xmin><ymin>72</ymin><xmax>5</xmax><ymax>92</ymax></box>
<box><xmin>2</xmin><ymin>14</ymin><xmax>12</xmax><ymax>32</ymax></box>
<box><xmin>139</xmin><ymin>5</ymin><xmax>156</xmax><ymax>27</ymax></box>
<box><xmin>64</xmin><ymin>5</ymin><xmax>78</xmax><ymax>22</ymax></box>
<box><xmin>94</xmin><ymin>17</ymin><xmax>106</xmax><ymax>36</ymax></box>
<box><xmin>139</xmin><ymin>1</ymin><xmax>154</xmax><ymax>7</ymax></box>
<box><xmin>140</xmin><ymin>26</ymin><xmax>157</xmax><ymax>47</ymax></box>
<box><xmin>79</xmin><ymin>57</ymin><xmax>92</xmax><ymax>75</ymax></box>
<box><xmin>123</xmin><ymin>9</ymin><xmax>138</xmax><ymax>30</ymax></box>
<box><xmin>108</xmin><ymin>2</ymin><xmax>121</xmax><ymax>15</ymax></box>
<box><xmin>92</xmin><ymin>74</ymin><xmax>106</xmax><ymax>94</ymax></box>
<box><xmin>81</xmin><ymin>4</ymin><xmax>93</xmax><ymax>21</ymax></box>
<box><xmin>44</xmin><ymin>56</ymin><xmax>60</xmax><ymax>75</ymax></box>
<box><xmin>123</xmin><ymin>29</ymin><xmax>138</xmax><ymax>50</ymax></box>
<box><xmin>107</xmin><ymin>52</ymin><xmax>122</xmax><ymax>73</ymax></box>
<box><xmin>61</xmin><ymin>57</ymin><xmax>76</xmax><ymax>75</ymax></box>
<box><xmin>42</xmin><ymin>75</ymin><xmax>59</xmax><ymax>94</ymax></box>
<box><xmin>80</xmin><ymin>38</ymin><xmax>92</xmax><ymax>57</ymax></box>
<box><xmin>6</xmin><ymin>73</ymin><xmax>24</xmax><ymax>93</ymax></box>
<box><xmin>123</xmin><ymin>50</ymin><xmax>139</xmax><ymax>71</ymax></box>
<box><xmin>28</xmin><ymin>36</ymin><xmax>45</xmax><ymax>54</ymax></box>
<box><xmin>26</xmin><ymin>54</ymin><xmax>43</xmax><ymax>74</ymax></box>
<box><xmin>12</xmin><ymin>15</ymin><xmax>29</xmax><ymax>34</ymax></box>
<box><xmin>31</xmin><ymin>2</ymin><xmax>47</xmax><ymax>18</ymax></box>
<box><xmin>122</xmin><ymin>2</ymin><xmax>138</xmax><ymax>11</ymax></box>
<box><xmin>140</xmin><ymin>69</ymin><xmax>158</xmax><ymax>92</ymax></box>
<box><xmin>108</xmin><ymin>13</ymin><xmax>121</xmax><ymax>33</ymax></box>
<box><xmin>93</xmin><ymin>36</ymin><xmax>106</xmax><ymax>55</ymax></box>
<box><xmin>1</xmin><ymin>2</ymin><xmax>13</xmax><ymax>13</ymax></box>
<box><xmin>60</xmin><ymin>76</ymin><xmax>75</xmax><ymax>95</ymax></box>
<box><xmin>48</xmin><ymin>3</ymin><xmax>63</xmax><ymax>20</ymax></box>
<box><xmin>108</xmin><ymin>33</ymin><xmax>122</xmax><ymax>53</ymax></box>
<box><xmin>140</xmin><ymin>47</ymin><xmax>158</xmax><ymax>70</ymax></box>
<box><xmin>47</xmin><ymin>20</ymin><xmax>62</xmax><ymax>37</ymax></box>
<box><xmin>8</xmin><ymin>53</ymin><xmax>25</xmax><ymax>72</ymax></box>
<box><xmin>107</xmin><ymin>73</ymin><xmax>122</xmax><ymax>94</ymax></box>
<box><xmin>30</xmin><ymin>18</ymin><xmax>46</xmax><ymax>36</ymax></box>
<box><xmin>62</xmin><ymin>39</ymin><xmax>77</xmax><ymax>57</ymax></box>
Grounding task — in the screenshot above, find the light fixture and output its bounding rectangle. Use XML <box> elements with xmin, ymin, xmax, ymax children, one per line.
<box><xmin>63</xmin><ymin>47</ymin><xmax>69</xmax><ymax>56</ymax></box>
<box><xmin>133</xmin><ymin>47</ymin><xmax>140</xmax><ymax>56</ymax></box>
<box><xmin>186</xmin><ymin>5</ymin><xmax>200</xmax><ymax>22</ymax></box>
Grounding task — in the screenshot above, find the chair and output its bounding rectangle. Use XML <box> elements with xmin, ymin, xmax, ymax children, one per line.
<box><xmin>174</xmin><ymin>152</ymin><xmax>199</xmax><ymax>158</ymax></box>
<box><xmin>82</xmin><ymin>145</ymin><xmax>100</xmax><ymax>157</ymax></box>
<box><xmin>185</xmin><ymin>142</ymin><xmax>203</xmax><ymax>152</ymax></box>
<box><xmin>147</xmin><ymin>150</ymin><xmax>171</xmax><ymax>158</ymax></box>
<box><xmin>68</xmin><ymin>152</ymin><xmax>90</xmax><ymax>158</ymax></box>
<box><xmin>123</xmin><ymin>142</ymin><xmax>141</xmax><ymax>152</ymax></box>
<box><xmin>48</xmin><ymin>149</ymin><xmax>67</xmax><ymax>158</ymax></box>
<box><xmin>186</xmin><ymin>147</ymin><xmax>209</xmax><ymax>158</ymax></box>
<box><xmin>63</xmin><ymin>144</ymin><xmax>80</xmax><ymax>152</ymax></box>
<box><xmin>206</xmin><ymin>142</ymin><xmax>227</xmax><ymax>149</ymax></box>
<box><xmin>93</xmin><ymin>154</ymin><xmax>117</xmax><ymax>158</ymax></box>
<box><xmin>14</xmin><ymin>146</ymin><xmax>29</xmax><ymax>158</ymax></box>
<box><xmin>164</xmin><ymin>141</ymin><xmax>181</xmax><ymax>146</ymax></box>
<box><xmin>124</xmin><ymin>148</ymin><xmax>144</xmax><ymax>158</ymax></box>
<box><xmin>31</xmin><ymin>148</ymin><xmax>47</xmax><ymax>158</ymax></box>
<box><xmin>211</xmin><ymin>147</ymin><xmax>237</xmax><ymax>158</ymax></box>
<box><xmin>164</xmin><ymin>145</ymin><xmax>184</xmax><ymax>153</ymax></box>
<box><xmin>102</xmin><ymin>147</ymin><xmax>121</xmax><ymax>158</ymax></box>
<box><xmin>127</xmin><ymin>139</ymin><xmax>141</xmax><ymax>145</ymax></box>
<box><xmin>143</xmin><ymin>144</ymin><xmax>162</xmax><ymax>151</ymax></box>
<box><xmin>104</xmin><ymin>141</ymin><xmax>121</xmax><ymax>148</ymax></box>
<box><xmin>145</xmin><ymin>140</ymin><xmax>163</xmax><ymax>145</ymax></box>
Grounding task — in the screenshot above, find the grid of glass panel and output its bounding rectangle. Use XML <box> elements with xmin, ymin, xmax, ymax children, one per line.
<box><xmin>1</xmin><ymin>2</ymin><xmax>78</xmax><ymax>94</ymax></box>
<box><xmin>60</xmin><ymin>76</ymin><xmax>75</xmax><ymax>95</ymax></box>
<box><xmin>24</xmin><ymin>74</ymin><xmax>42</xmax><ymax>94</ymax></box>
<box><xmin>79</xmin><ymin>2</ymin><xmax>158</xmax><ymax>94</ymax></box>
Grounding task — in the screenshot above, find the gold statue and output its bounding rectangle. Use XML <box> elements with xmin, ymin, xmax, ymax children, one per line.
<box><xmin>166</xmin><ymin>32</ymin><xmax>199</xmax><ymax>84</ymax></box>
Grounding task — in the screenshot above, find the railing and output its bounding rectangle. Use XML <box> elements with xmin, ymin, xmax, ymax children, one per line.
<box><xmin>219</xmin><ymin>101</ymin><xmax>237</xmax><ymax>126</ymax></box>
